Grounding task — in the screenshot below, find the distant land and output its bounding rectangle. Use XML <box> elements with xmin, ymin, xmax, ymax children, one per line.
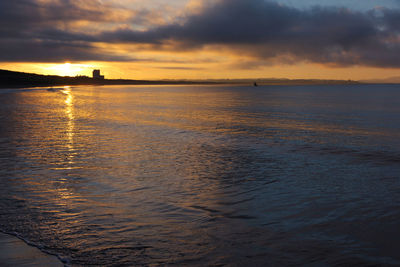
<box><xmin>361</xmin><ymin>76</ymin><xmax>400</xmax><ymax>84</ymax></box>
<box><xmin>0</xmin><ymin>69</ymin><xmax>363</xmax><ymax>89</ymax></box>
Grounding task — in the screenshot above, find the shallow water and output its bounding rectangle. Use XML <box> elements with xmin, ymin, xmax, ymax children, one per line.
<box><xmin>0</xmin><ymin>84</ymin><xmax>399</xmax><ymax>266</ymax></box>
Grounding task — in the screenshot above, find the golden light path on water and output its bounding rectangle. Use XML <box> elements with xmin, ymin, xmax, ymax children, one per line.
<box><xmin>63</xmin><ymin>86</ymin><xmax>75</xmax><ymax>168</ymax></box>
<box><xmin>52</xmin><ymin>86</ymin><xmax>75</xmax><ymax>204</ymax></box>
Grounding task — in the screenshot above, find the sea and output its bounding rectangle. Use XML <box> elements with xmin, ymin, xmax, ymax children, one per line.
<box><xmin>0</xmin><ymin>84</ymin><xmax>399</xmax><ymax>266</ymax></box>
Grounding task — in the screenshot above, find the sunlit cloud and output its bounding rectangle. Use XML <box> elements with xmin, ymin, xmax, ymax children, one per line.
<box><xmin>1</xmin><ymin>0</ymin><xmax>400</xmax><ymax>79</ymax></box>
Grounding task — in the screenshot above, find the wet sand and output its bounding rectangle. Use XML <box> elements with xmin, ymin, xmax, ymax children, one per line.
<box><xmin>0</xmin><ymin>232</ymin><xmax>63</xmax><ymax>267</ymax></box>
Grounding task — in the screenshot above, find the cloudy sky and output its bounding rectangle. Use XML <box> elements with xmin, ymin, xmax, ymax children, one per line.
<box><xmin>1</xmin><ymin>0</ymin><xmax>400</xmax><ymax>79</ymax></box>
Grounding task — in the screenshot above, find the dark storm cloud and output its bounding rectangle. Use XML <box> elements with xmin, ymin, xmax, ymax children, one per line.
<box><xmin>100</xmin><ymin>0</ymin><xmax>400</xmax><ymax>67</ymax></box>
<box><xmin>0</xmin><ymin>0</ymin><xmax>133</xmax><ymax>62</ymax></box>
<box><xmin>0</xmin><ymin>0</ymin><xmax>114</xmax><ymax>38</ymax></box>
<box><xmin>0</xmin><ymin>39</ymin><xmax>132</xmax><ymax>62</ymax></box>
<box><xmin>1</xmin><ymin>0</ymin><xmax>400</xmax><ymax>67</ymax></box>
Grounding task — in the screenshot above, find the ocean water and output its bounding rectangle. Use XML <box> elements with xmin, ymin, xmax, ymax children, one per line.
<box><xmin>0</xmin><ymin>84</ymin><xmax>399</xmax><ymax>266</ymax></box>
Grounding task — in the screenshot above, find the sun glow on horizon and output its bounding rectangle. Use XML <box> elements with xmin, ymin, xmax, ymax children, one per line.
<box><xmin>1</xmin><ymin>61</ymin><xmax>400</xmax><ymax>81</ymax></box>
<box><xmin>45</xmin><ymin>62</ymin><xmax>95</xmax><ymax>77</ymax></box>
<box><xmin>7</xmin><ymin>62</ymin><xmax>97</xmax><ymax>77</ymax></box>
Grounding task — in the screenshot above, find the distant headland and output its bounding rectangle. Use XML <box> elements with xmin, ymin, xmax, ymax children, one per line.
<box><xmin>0</xmin><ymin>69</ymin><xmax>361</xmax><ymax>89</ymax></box>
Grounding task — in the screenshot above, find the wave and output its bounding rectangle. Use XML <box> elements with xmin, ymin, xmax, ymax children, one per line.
<box><xmin>0</xmin><ymin>87</ymin><xmax>70</xmax><ymax>94</ymax></box>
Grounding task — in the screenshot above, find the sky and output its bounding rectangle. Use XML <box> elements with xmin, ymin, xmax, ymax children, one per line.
<box><xmin>1</xmin><ymin>0</ymin><xmax>400</xmax><ymax>80</ymax></box>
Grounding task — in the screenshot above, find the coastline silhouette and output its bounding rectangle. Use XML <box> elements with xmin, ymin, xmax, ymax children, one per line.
<box><xmin>0</xmin><ymin>69</ymin><xmax>359</xmax><ymax>89</ymax></box>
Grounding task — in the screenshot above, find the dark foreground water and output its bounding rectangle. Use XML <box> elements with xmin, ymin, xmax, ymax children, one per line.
<box><xmin>0</xmin><ymin>84</ymin><xmax>399</xmax><ymax>266</ymax></box>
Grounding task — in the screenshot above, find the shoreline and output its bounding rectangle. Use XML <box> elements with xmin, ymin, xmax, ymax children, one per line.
<box><xmin>0</xmin><ymin>232</ymin><xmax>64</xmax><ymax>267</ymax></box>
<box><xmin>0</xmin><ymin>80</ymin><xmax>365</xmax><ymax>90</ymax></box>
<box><xmin>0</xmin><ymin>69</ymin><xmax>363</xmax><ymax>89</ymax></box>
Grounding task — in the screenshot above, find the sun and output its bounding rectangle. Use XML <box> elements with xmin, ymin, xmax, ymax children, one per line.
<box><xmin>41</xmin><ymin>62</ymin><xmax>94</xmax><ymax>77</ymax></box>
<box><xmin>59</xmin><ymin>62</ymin><xmax>73</xmax><ymax>76</ymax></box>
<box><xmin>46</xmin><ymin>62</ymin><xmax>75</xmax><ymax>76</ymax></box>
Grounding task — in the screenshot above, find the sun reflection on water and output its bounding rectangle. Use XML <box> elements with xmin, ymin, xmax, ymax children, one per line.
<box><xmin>62</xmin><ymin>86</ymin><xmax>76</xmax><ymax>168</ymax></box>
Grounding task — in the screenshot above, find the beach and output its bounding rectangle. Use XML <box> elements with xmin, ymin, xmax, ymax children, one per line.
<box><xmin>0</xmin><ymin>232</ymin><xmax>63</xmax><ymax>266</ymax></box>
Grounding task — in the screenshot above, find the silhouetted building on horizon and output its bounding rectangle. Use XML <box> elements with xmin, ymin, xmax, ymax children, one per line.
<box><xmin>93</xmin><ymin>69</ymin><xmax>104</xmax><ymax>79</ymax></box>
